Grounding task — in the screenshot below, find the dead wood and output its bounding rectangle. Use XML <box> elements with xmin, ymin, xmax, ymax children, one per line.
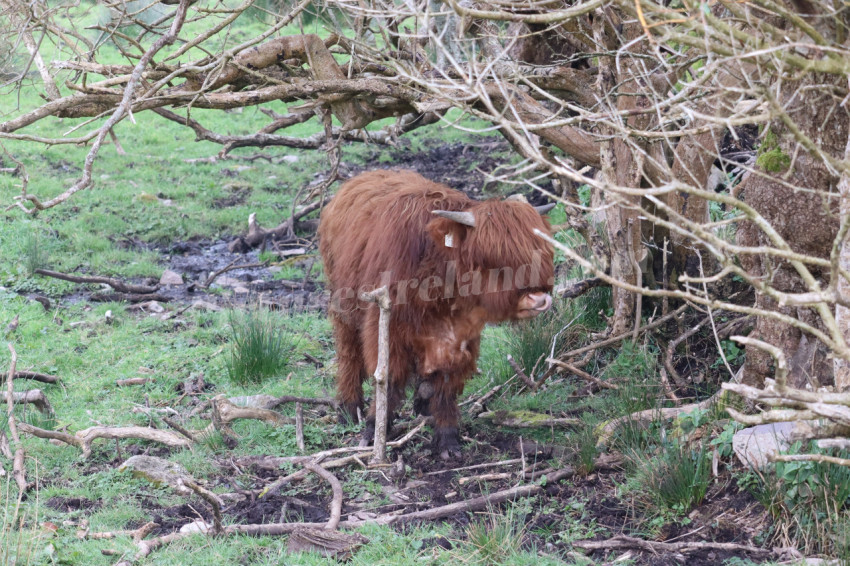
<box><xmin>3</xmin><ymin>389</ymin><xmax>54</xmax><ymax>414</ymax></box>
<box><xmin>359</xmin><ymin>286</ymin><xmax>391</xmax><ymax>464</ymax></box>
<box><xmin>183</xmin><ymin>479</ymin><xmax>223</xmax><ymax>534</ymax></box>
<box><xmin>465</xmin><ymin>377</ymin><xmax>515</xmax><ymax>418</ymax></box>
<box><xmin>5</xmin><ymin>344</ymin><xmax>26</xmax><ymax>495</ymax></box>
<box><xmin>82</xmin><ymin>522</ymin><xmax>159</xmax><ymax>541</ymax></box>
<box><xmin>212</xmin><ymin>394</ymin><xmax>295</xmax><ymax>427</ymax></box>
<box><xmin>266</xmin><ymin>394</ymin><xmax>338</xmax><ymax>409</ymax></box>
<box><xmin>162</xmin><ymin>417</ymin><xmax>196</xmax><ymax>442</ymax></box>
<box><xmin>457</xmin><ymin>472</ymin><xmax>512</xmax><ymax>485</ymax></box>
<box><xmin>296</xmin><ymin>402</ymin><xmax>305</xmax><ymax>453</ymax></box>
<box><xmin>547</xmin><ymin>358</ymin><xmax>618</xmax><ymax>390</ymax></box>
<box><xmin>596</xmin><ymin>391</ymin><xmax>722</xmax><ymax>447</ymax></box>
<box><xmin>201</xmin><ymin>259</ymin><xmax>267</xmax><ymax>289</ymax></box>
<box><xmin>664</xmin><ymin>315</ymin><xmax>711</xmax><ymax>393</ymax></box>
<box><xmin>3</xmin><ymin>370</ymin><xmax>59</xmax><ymax>384</ymax></box>
<box><xmin>17</xmin><ymin>422</ymin><xmax>193</xmax><ymax>458</ymax></box>
<box><xmin>90</xmin><ymin>292</ymin><xmax>171</xmax><ymax>303</ymax></box>
<box><xmin>228</xmin><ymin>196</ymin><xmax>331</xmax><ymax>252</ymax></box>
<box><xmin>116</xmin><ymin>378</ymin><xmax>152</xmax><ymax>387</ymax></box>
<box><xmin>424</xmin><ymin>458</ymin><xmax>523</xmax><ymax>476</ymax></box>
<box><xmin>286</xmin><ymin>528</ymin><xmax>368</xmax><ymax>560</ymax></box>
<box><xmin>559</xmin><ymin>304</ymin><xmax>688</xmax><ymax>361</ymax></box>
<box><xmin>507</xmin><ymin>354</ymin><xmax>537</xmax><ymax>390</ymax></box>
<box><xmin>478</xmin><ymin>410</ymin><xmax>580</xmax><ymax>428</ymax></box>
<box><xmin>557</xmin><ymin>277</ymin><xmax>607</xmax><ymax>298</ymax></box>
<box><xmin>573</xmin><ymin>534</ymin><xmax>771</xmax><ymax>558</ymax></box>
<box><xmin>304</xmin><ymin>462</ymin><xmax>343</xmax><ymax>530</ymax></box>
<box><xmin>34</xmin><ymin>268</ymin><xmax>159</xmax><ymax>294</ymax></box>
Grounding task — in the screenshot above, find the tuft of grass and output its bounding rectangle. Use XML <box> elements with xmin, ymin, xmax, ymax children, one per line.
<box><xmin>20</xmin><ymin>228</ymin><xmax>49</xmax><ymax>276</ymax></box>
<box><xmin>454</xmin><ymin>511</ymin><xmax>525</xmax><ymax>566</ymax></box>
<box><xmin>739</xmin><ymin>443</ymin><xmax>850</xmax><ymax>555</ymax></box>
<box><xmin>225</xmin><ymin>308</ymin><xmax>298</xmax><ymax>385</ymax></box>
<box><xmin>572</xmin><ymin>423</ymin><xmax>599</xmax><ymax>476</ymax></box>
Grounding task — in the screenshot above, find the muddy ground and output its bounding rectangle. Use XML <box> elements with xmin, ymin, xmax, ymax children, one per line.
<box><xmin>38</xmin><ymin>137</ymin><xmax>773</xmax><ymax>564</ymax></box>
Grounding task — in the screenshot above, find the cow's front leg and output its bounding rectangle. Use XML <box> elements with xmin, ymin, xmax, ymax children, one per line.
<box><xmin>428</xmin><ymin>373</ymin><xmax>464</xmax><ymax>460</ymax></box>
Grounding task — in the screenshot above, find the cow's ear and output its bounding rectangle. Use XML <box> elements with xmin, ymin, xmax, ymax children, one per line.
<box><xmin>427</xmin><ymin>217</ymin><xmax>470</xmax><ymax>252</ymax></box>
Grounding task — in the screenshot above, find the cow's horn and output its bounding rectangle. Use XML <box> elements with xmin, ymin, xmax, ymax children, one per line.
<box><xmin>534</xmin><ymin>203</ymin><xmax>556</xmax><ymax>215</ymax></box>
<box><xmin>432</xmin><ymin>210</ymin><xmax>476</xmax><ymax>227</ymax></box>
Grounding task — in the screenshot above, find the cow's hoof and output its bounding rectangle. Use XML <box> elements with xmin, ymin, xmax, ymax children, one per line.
<box><xmin>359</xmin><ymin>420</ymin><xmax>375</xmax><ymax>447</ymax></box>
<box><xmin>433</xmin><ymin>427</ymin><xmax>461</xmax><ymax>460</ymax></box>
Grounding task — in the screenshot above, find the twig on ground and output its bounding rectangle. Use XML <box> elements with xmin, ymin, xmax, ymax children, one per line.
<box><xmin>573</xmin><ymin>534</ymin><xmax>771</xmax><ymax>557</ymax></box>
<box><xmin>116</xmin><ymin>378</ymin><xmax>152</xmax><ymax>387</ymax></box>
<box><xmin>162</xmin><ymin>417</ymin><xmax>196</xmax><ymax>442</ymax></box>
<box><xmin>465</xmin><ymin>376</ymin><xmax>515</xmax><ymax>417</ymax></box>
<box><xmin>560</xmin><ymin>304</ymin><xmax>688</xmax><ymax>360</ymax></box>
<box><xmin>3</xmin><ymin>390</ymin><xmax>54</xmax><ymax>414</ymax></box>
<box><xmin>17</xmin><ymin>422</ymin><xmax>193</xmax><ymax>458</ymax></box>
<box><xmin>507</xmin><ymin>355</ymin><xmax>537</xmax><ymax>390</ymax></box>
<box><xmin>5</xmin><ymin>344</ymin><xmax>27</xmax><ymax>495</ymax></box>
<box><xmin>478</xmin><ymin>410</ymin><xmax>580</xmax><ymax>428</ymax></box>
<box><xmin>34</xmin><ymin>268</ymin><xmax>159</xmax><ymax>294</ymax></box>
<box><xmin>304</xmin><ymin>462</ymin><xmax>343</xmax><ymax>529</ymax></box>
<box><xmin>2</xmin><ymin>370</ymin><xmax>60</xmax><ymax>384</ymax></box>
<box><xmin>296</xmin><ymin>402</ymin><xmax>305</xmax><ymax>453</ymax></box>
<box><xmin>547</xmin><ymin>358</ymin><xmax>618</xmax><ymax>390</ymax></box>
<box><xmin>457</xmin><ymin>472</ymin><xmax>513</xmax><ymax>485</ymax></box>
<box><xmin>82</xmin><ymin>522</ymin><xmax>159</xmax><ymax>541</ymax></box>
<box><xmin>424</xmin><ymin>458</ymin><xmax>523</xmax><ymax>476</ymax></box>
<box><xmin>266</xmin><ymin>395</ymin><xmax>338</xmax><ymax>409</ymax></box>
<box><xmin>201</xmin><ymin>259</ymin><xmax>267</xmax><ymax>289</ymax></box>
<box><xmin>183</xmin><ymin>479</ymin><xmax>223</xmax><ymax>534</ymax></box>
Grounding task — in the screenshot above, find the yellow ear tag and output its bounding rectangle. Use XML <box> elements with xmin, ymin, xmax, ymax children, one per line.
<box><xmin>445</xmin><ymin>233</ymin><xmax>454</xmax><ymax>248</ymax></box>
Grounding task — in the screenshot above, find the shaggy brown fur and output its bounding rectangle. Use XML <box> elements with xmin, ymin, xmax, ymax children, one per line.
<box><xmin>318</xmin><ymin>170</ymin><xmax>554</xmax><ymax>457</ymax></box>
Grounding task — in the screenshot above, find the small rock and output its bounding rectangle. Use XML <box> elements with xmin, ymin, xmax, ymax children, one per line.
<box><xmin>159</xmin><ymin>270</ymin><xmax>184</xmax><ymax>286</ymax></box>
<box><xmin>732</xmin><ymin>422</ymin><xmax>796</xmax><ymax>469</ymax></box>
<box><xmin>192</xmin><ymin>300</ymin><xmax>222</xmax><ymax>312</ymax></box>
<box><xmin>215</xmin><ymin>275</ymin><xmax>241</xmax><ymax>287</ymax></box>
<box><xmin>118</xmin><ymin>456</ymin><xmax>192</xmax><ymax>495</ymax></box>
<box><xmin>179</xmin><ymin>520</ymin><xmax>212</xmax><ymax>534</ymax></box>
<box><xmin>282</xmin><ymin>155</ymin><xmax>299</xmax><ymax>163</ymax></box>
<box><xmin>233</xmin><ymin>285</ymin><xmax>250</xmax><ymax>294</ymax></box>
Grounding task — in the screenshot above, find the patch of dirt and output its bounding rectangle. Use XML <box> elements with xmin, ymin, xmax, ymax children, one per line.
<box><xmin>46</xmin><ymin>496</ymin><xmax>102</xmax><ymax>513</ymax></box>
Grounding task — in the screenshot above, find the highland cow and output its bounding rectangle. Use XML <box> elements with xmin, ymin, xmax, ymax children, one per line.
<box><xmin>318</xmin><ymin>170</ymin><xmax>555</xmax><ymax>459</ymax></box>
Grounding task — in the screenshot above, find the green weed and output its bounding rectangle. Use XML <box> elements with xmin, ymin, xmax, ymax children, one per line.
<box><xmin>452</xmin><ymin>511</ymin><xmax>525</xmax><ymax>566</ymax></box>
<box><xmin>225</xmin><ymin>308</ymin><xmax>298</xmax><ymax>385</ymax></box>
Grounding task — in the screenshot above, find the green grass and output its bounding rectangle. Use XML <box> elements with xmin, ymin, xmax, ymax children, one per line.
<box><xmin>225</xmin><ymin>308</ymin><xmax>299</xmax><ymax>385</ymax></box>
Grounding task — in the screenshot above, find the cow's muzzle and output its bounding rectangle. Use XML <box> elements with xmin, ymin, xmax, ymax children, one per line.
<box><xmin>516</xmin><ymin>292</ymin><xmax>552</xmax><ymax>319</ymax></box>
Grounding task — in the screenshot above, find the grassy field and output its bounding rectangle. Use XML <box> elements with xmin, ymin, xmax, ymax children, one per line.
<box><xmin>3</xmin><ymin>8</ymin><xmax>839</xmax><ymax>565</ymax></box>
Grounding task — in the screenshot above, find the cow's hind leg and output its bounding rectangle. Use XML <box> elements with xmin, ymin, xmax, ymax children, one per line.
<box><xmin>428</xmin><ymin>373</ymin><xmax>464</xmax><ymax>460</ymax></box>
<box><xmin>332</xmin><ymin>317</ymin><xmax>367</xmax><ymax>425</ymax></box>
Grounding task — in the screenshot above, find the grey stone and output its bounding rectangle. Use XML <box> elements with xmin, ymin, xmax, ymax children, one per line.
<box><xmin>118</xmin><ymin>455</ymin><xmax>192</xmax><ymax>495</ymax></box>
<box><xmin>159</xmin><ymin>270</ymin><xmax>184</xmax><ymax>286</ymax></box>
<box><xmin>732</xmin><ymin>422</ymin><xmax>796</xmax><ymax>469</ymax></box>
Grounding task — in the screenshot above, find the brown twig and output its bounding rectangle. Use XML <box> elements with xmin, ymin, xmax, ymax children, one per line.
<box><xmin>573</xmin><ymin>534</ymin><xmax>771</xmax><ymax>558</ymax></box>
<box><xmin>304</xmin><ymin>462</ymin><xmax>343</xmax><ymax>530</ymax></box>
<box><xmin>5</xmin><ymin>344</ymin><xmax>26</xmax><ymax>495</ymax></box>
<box><xmin>546</xmin><ymin>358</ymin><xmax>619</xmax><ymax>390</ymax></box>
<box><xmin>507</xmin><ymin>355</ymin><xmax>537</xmax><ymax>390</ymax></box>
<box><xmin>116</xmin><ymin>378</ymin><xmax>152</xmax><ymax>387</ymax></box>
<box><xmin>266</xmin><ymin>395</ymin><xmax>338</xmax><ymax>409</ymax></box>
<box><xmin>34</xmin><ymin>268</ymin><xmax>159</xmax><ymax>294</ymax></box>
<box><xmin>359</xmin><ymin>286</ymin><xmax>391</xmax><ymax>465</ymax></box>
<box><xmin>183</xmin><ymin>479</ymin><xmax>223</xmax><ymax>534</ymax></box>
<box><xmin>557</xmin><ymin>277</ymin><xmax>607</xmax><ymax>298</ymax></box>
<box><xmin>3</xmin><ymin>390</ymin><xmax>54</xmax><ymax>414</ymax></box>
<box><xmin>296</xmin><ymin>402</ymin><xmax>305</xmax><ymax>453</ymax></box>
<box><xmin>201</xmin><ymin>260</ymin><xmax>268</xmax><ymax>289</ymax></box>
<box><xmin>2</xmin><ymin>370</ymin><xmax>60</xmax><ymax>384</ymax></box>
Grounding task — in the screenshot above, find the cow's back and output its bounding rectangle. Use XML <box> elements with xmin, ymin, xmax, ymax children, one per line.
<box><xmin>319</xmin><ymin>170</ymin><xmax>469</xmax><ymax>293</ymax></box>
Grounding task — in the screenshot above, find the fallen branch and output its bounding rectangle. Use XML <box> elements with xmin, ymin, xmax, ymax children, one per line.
<box><xmin>183</xmin><ymin>479</ymin><xmax>223</xmax><ymax>534</ymax></box>
<box><xmin>3</xmin><ymin>389</ymin><xmax>54</xmax><ymax>414</ymax></box>
<box><xmin>34</xmin><ymin>268</ymin><xmax>159</xmax><ymax>294</ymax></box>
<box><xmin>478</xmin><ymin>410</ymin><xmax>580</xmax><ymax>428</ymax></box>
<box><xmin>212</xmin><ymin>394</ymin><xmax>295</xmax><ymax>427</ymax></box>
<box><xmin>304</xmin><ymin>462</ymin><xmax>343</xmax><ymax>530</ymax></box>
<box><xmin>2</xmin><ymin>370</ymin><xmax>60</xmax><ymax>384</ymax></box>
<box><xmin>17</xmin><ymin>423</ymin><xmax>193</xmax><ymax>458</ymax></box>
<box><xmin>596</xmin><ymin>392</ymin><xmax>722</xmax><ymax>447</ymax></box>
<box><xmin>507</xmin><ymin>355</ymin><xmax>537</xmax><ymax>390</ymax></box>
<box><xmin>573</xmin><ymin>534</ymin><xmax>771</xmax><ymax>558</ymax></box>
<box><xmin>266</xmin><ymin>395</ymin><xmax>338</xmax><ymax>409</ymax></box>
<box><xmin>201</xmin><ymin>259</ymin><xmax>268</xmax><ymax>289</ymax></box>
<box><xmin>560</xmin><ymin>304</ymin><xmax>688</xmax><ymax>361</ymax></box>
<box><xmin>228</xmin><ymin>196</ymin><xmax>331</xmax><ymax>252</ymax></box>
<box><xmin>116</xmin><ymin>378</ymin><xmax>152</xmax><ymax>387</ymax></box>
<box><xmin>90</xmin><ymin>292</ymin><xmax>171</xmax><ymax>303</ymax></box>
<box><xmin>457</xmin><ymin>472</ymin><xmax>512</xmax><ymax>485</ymax></box>
<box><xmin>546</xmin><ymin>358</ymin><xmax>618</xmax><ymax>390</ymax></box>
<box><xmin>5</xmin><ymin>344</ymin><xmax>26</xmax><ymax>495</ymax></box>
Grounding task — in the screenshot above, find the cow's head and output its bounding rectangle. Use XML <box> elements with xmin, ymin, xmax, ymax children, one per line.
<box><xmin>428</xmin><ymin>198</ymin><xmax>555</xmax><ymax>322</ymax></box>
